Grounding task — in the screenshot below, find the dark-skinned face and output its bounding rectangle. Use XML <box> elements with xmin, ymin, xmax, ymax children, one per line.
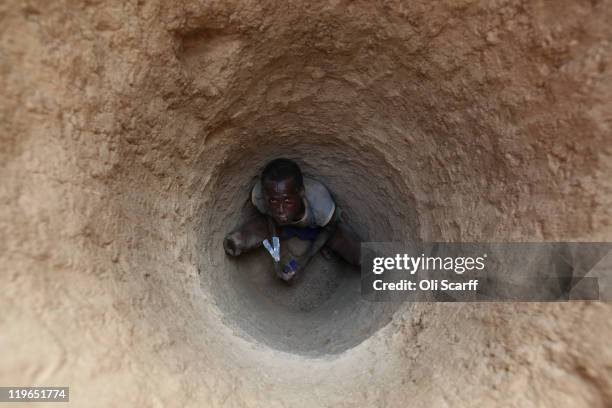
<box><xmin>263</xmin><ymin>178</ymin><xmax>305</xmax><ymax>225</ymax></box>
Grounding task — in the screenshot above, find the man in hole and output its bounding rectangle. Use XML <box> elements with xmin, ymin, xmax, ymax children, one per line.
<box><xmin>223</xmin><ymin>158</ymin><xmax>361</xmax><ymax>284</ymax></box>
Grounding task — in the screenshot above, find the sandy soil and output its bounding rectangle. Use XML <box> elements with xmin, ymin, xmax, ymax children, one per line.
<box><xmin>1</xmin><ymin>0</ymin><xmax>612</xmax><ymax>407</ymax></box>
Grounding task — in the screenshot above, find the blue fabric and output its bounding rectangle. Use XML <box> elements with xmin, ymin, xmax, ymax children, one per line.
<box><xmin>283</xmin><ymin>259</ymin><xmax>299</xmax><ymax>274</ymax></box>
<box><xmin>280</xmin><ymin>226</ymin><xmax>321</xmax><ymax>241</ymax></box>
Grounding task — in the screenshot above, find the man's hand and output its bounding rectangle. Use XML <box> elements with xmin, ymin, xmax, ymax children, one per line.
<box><xmin>278</xmin><ymin>259</ymin><xmax>302</xmax><ymax>284</ymax></box>
<box><xmin>223</xmin><ymin>233</ymin><xmax>243</xmax><ymax>256</ymax></box>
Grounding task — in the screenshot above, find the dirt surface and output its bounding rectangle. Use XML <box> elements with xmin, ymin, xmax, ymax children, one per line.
<box><xmin>1</xmin><ymin>0</ymin><xmax>612</xmax><ymax>407</ymax></box>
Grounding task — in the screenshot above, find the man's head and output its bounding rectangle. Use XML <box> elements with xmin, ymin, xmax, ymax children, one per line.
<box><xmin>261</xmin><ymin>158</ymin><xmax>305</xmax><ymax>225</ymax></box>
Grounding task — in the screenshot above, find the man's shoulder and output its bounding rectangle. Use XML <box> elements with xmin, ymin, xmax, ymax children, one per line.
<box><xmin>303</xmin><ymin>176</ymin><xmax>333</xmax><ymax>199</ymax></box>
<box><xmin>251</xmin><ymin>179</ymin><xmax>267</xmax><ymax>214</ymax></box>
<box><xmin>303</xmin><ymin>177</ymin><xmax>336</xmax><ymax>227</ymax></box>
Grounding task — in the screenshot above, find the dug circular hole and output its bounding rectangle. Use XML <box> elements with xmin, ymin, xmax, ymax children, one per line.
<box><xmin>197</xmin><ymin>134</ymin><xmax>419</xmax><ymax>355</ymax></box>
